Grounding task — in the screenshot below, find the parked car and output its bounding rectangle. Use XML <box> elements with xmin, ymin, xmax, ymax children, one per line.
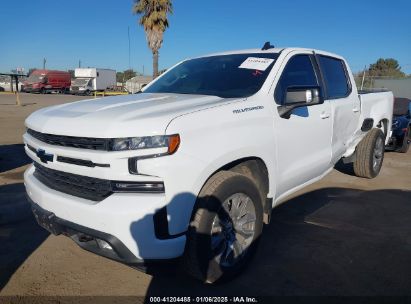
<box><xmin>23</xmin><ymin>45</ymin><xmax>393</xmax><ymax>283</ymax></box>
<box><xmin>70</xmin><ymin>68</ymin><xmax>116</xmax><ymax>95</ymax></box>
<box><xmin>23</xmin><ymin>70</ymin><xmax>71</xmax><ymax>94</ymax></box>
<box><xmin>386</xmin><ymin>97</ymin><xmax>411</xmax><ymax>153</ymax></box>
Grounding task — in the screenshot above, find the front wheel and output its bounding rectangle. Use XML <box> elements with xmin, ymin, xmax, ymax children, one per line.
<box><xmin>183</xmin><ymin>171</ymin><xmax>263</xmax><ymax>284</ymax></box>
<box><xmin>354</xmin><ymin>128</ymin><xmax>385</xmax><ymax>178</ymax></box>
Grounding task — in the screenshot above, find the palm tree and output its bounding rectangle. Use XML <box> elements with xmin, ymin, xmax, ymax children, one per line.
<box><xmin>132</xmin><ymin>0</ymin><xmax>173</xmax><ymax>78</ymax></box>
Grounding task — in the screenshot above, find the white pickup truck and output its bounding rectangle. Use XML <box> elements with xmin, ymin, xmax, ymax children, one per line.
<box><xmin>23</xmin><ymin>46</ymin><xmax>393</xmax><ymax>283</ymax></box>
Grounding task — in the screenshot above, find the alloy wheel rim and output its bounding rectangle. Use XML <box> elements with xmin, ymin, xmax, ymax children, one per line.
<box><xmin>373</xmin><ymin>136</ymin><xmax>384</xmax><ymax>171</ymax></box>
<box><xmin>210</xmin><ymin>193</ymin><xmax>256</xmax><ymax>268</ymax></box>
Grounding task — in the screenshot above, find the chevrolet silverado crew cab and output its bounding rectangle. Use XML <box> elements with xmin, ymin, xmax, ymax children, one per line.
<box><xmin>24</xmin><ymin>45</ymin><xmax>393</xmax><ymax>283</ymax></box>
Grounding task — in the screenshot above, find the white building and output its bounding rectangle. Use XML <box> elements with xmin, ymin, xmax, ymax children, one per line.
<box><xmin>125</xmin><ymin>75</ymin><xmax>153</xmax><ymax>94</ymax></box>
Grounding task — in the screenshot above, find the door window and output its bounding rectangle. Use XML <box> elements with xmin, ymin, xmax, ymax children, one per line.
<box><xmin>274</xmin><ymin>55</ymin><xmax>318</xmax><ymax>105</ymax></box>
<box><xmin>318</xmin><ymin>56</ymin><xmax>350</xmax><ymax>99</ymax></box>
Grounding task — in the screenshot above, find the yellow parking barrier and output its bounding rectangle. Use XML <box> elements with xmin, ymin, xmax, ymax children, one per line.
<box><xmin>94</xmin><ymin>91</ymin><xmax>129</xmax><ymax>96</ymax></box>
<box><xmin>16</xmin><ymin>92</ymin><xmax>21</xmax><ymax>106</ymax></box>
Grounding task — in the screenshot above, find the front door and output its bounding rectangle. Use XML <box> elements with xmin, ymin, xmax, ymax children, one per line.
<box><xmin>273</xmin><ymin>52</ymin><xmax>333</xmax><ymax>198</ymax></box>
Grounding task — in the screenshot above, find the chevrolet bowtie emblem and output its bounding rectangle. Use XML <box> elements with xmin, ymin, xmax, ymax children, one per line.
<box><xmin>36</xmin><ymin>149</ymin><xmax>54</xmax><ymax>164</ymax></box>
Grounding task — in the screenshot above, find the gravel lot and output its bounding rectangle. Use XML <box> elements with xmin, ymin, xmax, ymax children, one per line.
<box><xmin>0</xmin><ymin>93</ymin><xmax>410</xmax><ymax>299</ymax></box>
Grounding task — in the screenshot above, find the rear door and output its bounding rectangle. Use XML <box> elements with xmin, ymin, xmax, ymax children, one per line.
<box><xmin>273</xmin><ymin>51</ymin><xmax>333</xmax><ymax>197</ymax></box>
<box><xmin>316</xmin><ymin>55</ymin><xmax>360</xmax><ymax>163</ymax></box>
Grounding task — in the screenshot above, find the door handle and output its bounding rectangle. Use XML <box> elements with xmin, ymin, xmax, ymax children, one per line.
<box><xmin>320</xmin><ymin>112</ymin><xmax>330</xmax><ymax>119</ymax></box>
<box><xmin>353</xmin><ymin>107</ymin><xmax>360</xmax><ymax>113</ymax></box>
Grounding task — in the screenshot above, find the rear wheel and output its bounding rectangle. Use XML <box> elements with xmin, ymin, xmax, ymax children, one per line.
<box><xmin>398</xmin><ymin>127</ymin><xmax>410</xmax><ymax>153</ymax></box>
<box><xmin>354</xmin><ymin>128</ymin><xmax>385</xmax><ymax>178</ymax></box>
<box><xmin>183</xmin><ymin>171</ymin><xmax>263</xmax><ymax>284</ymax></box>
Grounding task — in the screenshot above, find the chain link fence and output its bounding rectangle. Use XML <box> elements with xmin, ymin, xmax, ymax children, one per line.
<box><xmin>354</xmin><ymin>76</ymin><xmax>411</xmax><ymax>99</ymax></box>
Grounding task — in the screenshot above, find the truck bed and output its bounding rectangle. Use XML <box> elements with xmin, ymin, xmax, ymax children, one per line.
<box><xmin>358</xmin><ymin>88</ymin><xmax>390</xmax><ymax>95</ymax></box>
<box><xmin>358</xmin><ymin>90</ymin><xmax>394</xmax><ymax>143</ymax></box>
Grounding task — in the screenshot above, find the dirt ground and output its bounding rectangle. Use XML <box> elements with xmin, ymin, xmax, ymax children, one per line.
<box><xmin>0</xmin><ymin>93</ymin><xmax>410</xmax><ymax>300</ymax></box>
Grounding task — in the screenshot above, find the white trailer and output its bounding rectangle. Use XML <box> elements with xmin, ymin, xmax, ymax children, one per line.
<box><xmin>71</xmin><ymin>68</ymin><xmax>116</xmax><ymax>95</ymax></box>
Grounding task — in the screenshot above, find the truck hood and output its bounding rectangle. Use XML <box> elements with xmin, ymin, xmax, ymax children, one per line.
<box><xmin>25</xmin><ymin>93</ymin><xmax>236</xmax><ymax>138</ymax></box>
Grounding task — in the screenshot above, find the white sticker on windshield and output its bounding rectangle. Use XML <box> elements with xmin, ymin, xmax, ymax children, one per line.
<box><xmin>239</xmin><ymin>57</ymin><xmax>274</xmax><ymax>71</ymax></box>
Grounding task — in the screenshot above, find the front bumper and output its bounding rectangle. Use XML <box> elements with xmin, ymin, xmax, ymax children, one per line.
<box><xmin>70</xmin><ymin>88</ymin><xmax>87</xmax><ymax>95</ymax></box>
<box><xmin>24</xmin><ymin>164</ymin><xmax>186</xmax><ymax>261</ymax></box>
<box><xmin>30</xmin><ymin>200</ymin><xmax>142</xmax><ymax>263</ymax></box>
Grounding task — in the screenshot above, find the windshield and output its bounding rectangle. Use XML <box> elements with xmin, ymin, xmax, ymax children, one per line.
<box><xmin>72</xmin><ymin>78</ymin><xmax>90</xmax><ymax>86</ymax></box>
<box><xmin>26</xmin><ymin>73</ymin><xmax>44</xmax><ymax>83</ymax></box>
<box><xmin>144</xmin><ymin>53</ymin><xmax>279</xmax><ymax>98</ymax></box>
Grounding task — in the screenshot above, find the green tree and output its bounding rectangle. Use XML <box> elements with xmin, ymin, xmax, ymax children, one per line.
<box><xmin>116</xmin><ymin>69</ymin><xmax>138</xmax><ymax>83</ymax></box>
<box><xmin>368</xmin><ymin>58</ymin><xmax>405</xmax><ymax>78</ymax></box>
<box><xmin>68</xmin><ymin>69</ymin><xmax>75</xmax><ymax>79</ymax></box>
<box><xmin>132</xmin><ymin>0</ymin><xmax>173</xmax><ymax>79</ymax></box>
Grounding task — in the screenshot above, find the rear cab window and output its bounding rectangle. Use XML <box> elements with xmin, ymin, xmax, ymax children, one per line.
<box><xmin>318</xmin><ymin>55</ymin><xmax>351</xmax><ymax>99</ymax></box>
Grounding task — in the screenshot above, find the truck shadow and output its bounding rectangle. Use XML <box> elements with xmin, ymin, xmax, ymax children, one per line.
<box><xmin>0</xmin><ymin>183</ymin><xmax>49</xmax><ymax>290</ymax></box>
<box><xmin>0</xmin><ymin>144</ymin><xmax>31</xmax><ymax>173</ymax></box>
<box><xmin>333</xmin><ymin>159</ymin><xmax>355</xmax><ymax>176</ymax></box>
<box><xmin>140</xmin><ymin>187</ymin><xmax>411</xmax><ymax>298</ymax></box>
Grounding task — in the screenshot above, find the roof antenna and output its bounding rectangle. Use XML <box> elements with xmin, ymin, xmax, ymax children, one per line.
<box><xmin>262</xmin><ymin>41</ymin><xmax>274</xmax><ymax>50</ymax></box>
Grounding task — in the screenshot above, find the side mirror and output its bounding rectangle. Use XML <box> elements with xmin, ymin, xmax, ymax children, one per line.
<box><xmin>278</xmin><ymin>86</ymin><xmax>323</xmax><ymax>118</ymax></box>
<box><xmin>285</xmin><ymin>86</ymin><xmax>321</xmax><ymax>104</ymax></box>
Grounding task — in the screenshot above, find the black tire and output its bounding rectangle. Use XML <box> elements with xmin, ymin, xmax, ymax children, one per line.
<box><xmin>353</xmin><ymin>128</ymin><xmax>385</xmax><ymax>178</ymax></box>
<box><xmin>183</xmin><ymin>171</ymin><xmax>263</xmax><ymax>284</ymax></box>
<box><xmin>40</xmin><ymin>88</ymin><xmax>45</xmax><ymax>94</ymax></box>
<box><xmin>397</xmin><ymin>127</ymin><xmax>410</xmax><ymax>153</ymax></box>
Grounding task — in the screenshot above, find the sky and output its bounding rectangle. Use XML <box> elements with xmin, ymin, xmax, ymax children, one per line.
<box><xmin>1</xmin><ymin>0</ymin><xmax>410</xmax><ymax>75</ymax></box>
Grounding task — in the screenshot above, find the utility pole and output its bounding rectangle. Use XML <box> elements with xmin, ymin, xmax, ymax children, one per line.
<box><xmin>142</xmin><ymin>65</ymin><xmax>144</xmax><ymax>76</ymax></box>
<box><xmin>43</xmin><ymin>58</ymin><xmax>46</xmax><ymax>70</ymax></box>
<box><xmin>79</xmin><ymin>59</ymin><xmax>81</xmax><ymax>68</ymax></box>
<box><xmin>360</xmin><ymin>65</ymin><xmax>366</xmax><ymax>90</ymax></box>
<box><xmin>128</xmin><ymin>26</ymin><xmax>131</xmax><ymax>70</ymax></box>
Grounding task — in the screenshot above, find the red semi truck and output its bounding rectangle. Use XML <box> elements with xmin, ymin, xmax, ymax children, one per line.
<box><xmin>23</xmin><ymin>70</ymin><xmax>71</xmax><ymax>94</ymax></box>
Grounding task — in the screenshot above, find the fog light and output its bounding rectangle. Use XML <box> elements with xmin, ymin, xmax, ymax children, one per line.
<box><xmin>96</xmin><ymin>239</ymin><xmax>113</xmax><ymax>250</ymax></box>
<box><xmin>112</xmin><ymin>182</ymin><xmax>165</xmax><ymax>193</ymax></box>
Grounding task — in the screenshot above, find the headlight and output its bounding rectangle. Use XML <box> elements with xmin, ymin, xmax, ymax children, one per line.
<box><xmin>111</xmin><ymin>134</ymin><xmax>180</xmax><ymax>153</ymax></box>
<box><xmin>124</xmin><ymin>134</ymin><xmax>181</xmax><ymax>175</ymax></box>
